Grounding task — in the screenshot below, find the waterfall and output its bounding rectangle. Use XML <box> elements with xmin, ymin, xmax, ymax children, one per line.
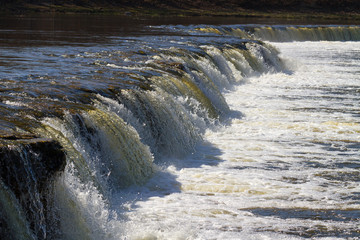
<box><xmin>197</xmin><ymin>26</ymin><xmax>360</xmax><ymax>42</ymax></box>
<box><xmin>0</xmin><ymin>137</ymin><xmax>65</xmax><ymax>239</ymax></box>
<box><xmin>0</xmin><ymin>38</ymin><xmax>286</xmax><ymax>239</ymax></box>
<box><xmin>0</xmin><ymin>180</ymin><xmax>36</xmax><ymax>240</ymax></box>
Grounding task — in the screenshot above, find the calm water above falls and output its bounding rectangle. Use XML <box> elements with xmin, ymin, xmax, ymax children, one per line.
<box><xmin>0</xmin><ymin>16</ymin><xmax>359</xmax><ymax>239</ymax></box>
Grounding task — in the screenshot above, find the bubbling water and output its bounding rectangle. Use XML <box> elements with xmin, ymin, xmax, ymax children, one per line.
<box><xmin>2</xmin><ymin>22</ymin><xmax>360</xmax><ymax>239</ymax></box>
<box><xmin>121</xmin><ymin>41</ymin><xmax>360</xmax><ymax>239</ymax></box>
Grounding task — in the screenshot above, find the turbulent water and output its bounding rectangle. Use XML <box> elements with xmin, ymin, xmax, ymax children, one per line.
<box><xmin>0</xmin><ymin>16</ymin><xmax>360</xmax><ymax>239</ymax></box>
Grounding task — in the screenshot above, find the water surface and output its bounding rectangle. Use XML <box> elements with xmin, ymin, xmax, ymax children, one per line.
<box><xmin>0</xmin><ymin>15</ymin><xmax>359</xmax><ymax>240</ymax></box>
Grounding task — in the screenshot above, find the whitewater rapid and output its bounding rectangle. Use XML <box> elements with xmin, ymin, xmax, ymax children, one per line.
<box><xmin>120</xmin><ymin>41</ymin><xmax>360</xmax><ymax>239</ymax></box>
<box><xmin>2</xmin><ymin>20</ymin><xmax>360</xmax><ymax>239</ymax></box>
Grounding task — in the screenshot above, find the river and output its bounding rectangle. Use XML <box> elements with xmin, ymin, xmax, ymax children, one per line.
<box><xmin>0</xmin><ymin>15</ymin><xmax>359</xmax><ymax>240</ymax></box>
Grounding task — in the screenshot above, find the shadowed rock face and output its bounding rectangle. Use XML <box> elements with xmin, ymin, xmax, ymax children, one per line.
<box><xmin>0</xmin><ymin>134</ymin><xmax>66</xmax><ymax>239</ymax></box>
<box><xmin>0</xmin><ymin>135</ymin><xmax>66</xmax><ymax>196</ymax></box>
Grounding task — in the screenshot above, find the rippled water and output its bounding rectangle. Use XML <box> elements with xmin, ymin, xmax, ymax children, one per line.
<box><xmin>1</xmin><ymin>15</ymin><xmax>359</xmax><ymax>240</ymax></box>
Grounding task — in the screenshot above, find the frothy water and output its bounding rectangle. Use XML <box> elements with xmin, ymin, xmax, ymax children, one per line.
<box><xmin>1</xmin><ymin>17</ymin><xmax>360</xmax><ymax>239</ymax></box>
<box><xmin>120</xmin><ymin>41</ymin><xmax>360</xmax><ymax>239</ymax></box>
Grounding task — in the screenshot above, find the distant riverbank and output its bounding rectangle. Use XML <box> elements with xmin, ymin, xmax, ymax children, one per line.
<box><xmin>1</xmin><ymin>0</ymin><xmax>360</xmax><ymax>21</ymax></box>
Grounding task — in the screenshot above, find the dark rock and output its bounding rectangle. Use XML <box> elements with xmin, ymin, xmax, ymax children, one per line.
<box><xmin>0</xmin><ymin>136</ymin><xmax>66</xmax><ymax>193</ymax></box>
<box><xmin>0</xmin><ymin>134</ymin><xmax>66</xmax><ymax>239</ymax></box>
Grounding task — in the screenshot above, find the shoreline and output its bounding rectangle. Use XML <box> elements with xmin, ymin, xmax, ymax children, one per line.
<box><xmin>1</xmin><ymin>3</ymin><xmax>360</xmax><ymax>21</ymax></box>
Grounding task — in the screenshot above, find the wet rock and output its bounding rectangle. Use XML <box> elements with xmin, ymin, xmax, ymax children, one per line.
<box><xmin>0</xmin><ymin>135</ymin><xmax>66</xmax><ymax>192</ymax></box>
<box><xmin>0</xmin><ymin>134</ymin><xmax>66</xmax><ymax>239</ymax></box>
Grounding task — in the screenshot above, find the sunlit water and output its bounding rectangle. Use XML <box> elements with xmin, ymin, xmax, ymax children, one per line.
<box><xmin>119</xmin><ymin>41</ymin><xmax>360</xmax><ymax>239</ymax></box>
<box><xmin>1</xmin><ymin>16</ymin><xmax>360</xmax><ymax>239</ymax></box>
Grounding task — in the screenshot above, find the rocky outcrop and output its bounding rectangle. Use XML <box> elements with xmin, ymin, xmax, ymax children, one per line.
<box><xmin>0</xmin><ymin>134</ymin><xmax>66</xmax><ymax>195</ymax></box>
<box><xmin>0</xmin><ymin>133</ymin><xmax>66</xmax><ymax>239</ymax></box>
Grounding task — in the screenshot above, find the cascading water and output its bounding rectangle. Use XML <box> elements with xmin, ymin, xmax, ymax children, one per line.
<box><xmin>0</xmin><ymin>137</ymin><xmax>65</xmax><ymax>239</ymax></box>
<box><xmin>1</xmin><ymin>18</ymin><xmax>360</xmax><ymax>239</ymax></box>
<box><xmin>197</xmin><ymin>25</ymin><xmax>360</xmax><ymax>42</ymax></box>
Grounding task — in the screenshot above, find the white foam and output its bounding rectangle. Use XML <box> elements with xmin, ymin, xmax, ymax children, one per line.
<box><xmin>120</xmin><ymin>41</ymin><xmax>360</xmax><ymax>239</ymax></box>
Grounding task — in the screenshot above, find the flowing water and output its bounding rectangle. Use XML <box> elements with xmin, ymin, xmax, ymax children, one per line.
<box><xmin>0</xmin><ymin>15</ymin><xmax>359</xmax><ymax>239</ymax></box>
